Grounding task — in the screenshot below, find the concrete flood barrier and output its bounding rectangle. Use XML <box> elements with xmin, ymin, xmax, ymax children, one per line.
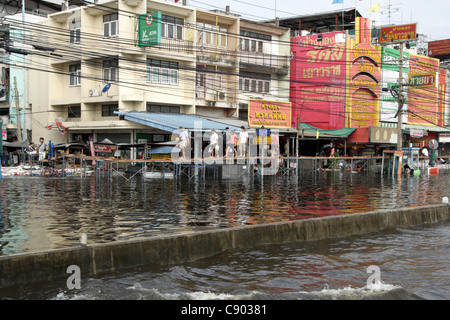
<box><xmin>1</xmin><ymin>204</ymin><xmax>449</xmax><ymax>290</ymax></box>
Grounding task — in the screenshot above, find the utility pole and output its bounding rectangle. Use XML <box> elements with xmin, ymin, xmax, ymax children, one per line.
<box><xmin>14</xmin><ymin>76</ymin><xmax>23</xmax><ymax>141</ymax></box>
<box><xmin>397</xmin><ymin>43</ymin><xmax>404</xmax><ymax>151</ymax></box>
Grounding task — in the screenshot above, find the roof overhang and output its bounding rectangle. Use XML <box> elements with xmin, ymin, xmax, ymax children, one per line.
<box><xmin>115</xmin><ymin>111</ymin><xmax>241</xmax><ymax>133</ymax></box>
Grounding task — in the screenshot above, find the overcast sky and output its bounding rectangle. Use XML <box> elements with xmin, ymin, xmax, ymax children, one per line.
<box><xmin>186</xmin><ymin>0</ymin><xmax>450</xmax><ymax>42</ymax></box>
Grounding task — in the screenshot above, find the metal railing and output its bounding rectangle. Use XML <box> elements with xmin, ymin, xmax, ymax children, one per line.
<box><xmin>154</xmin><ymin>38</ymin><xmax>195</xmax><ymax>55</ymax></box>
<box><xmin>239</xmin><ymin>51</ymin><xmax>289</xmax><ymax>69</ymax></box>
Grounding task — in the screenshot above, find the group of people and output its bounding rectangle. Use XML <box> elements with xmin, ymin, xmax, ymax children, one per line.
<box><xmin>25</xmin><ymin>137</ymin><xmax>49</xmax><ymax>162</ymax></box>
<box><xmin>176</xmin><ymin>126</ymin><xmax>249</xmax><ymax>160</ymax></box>
<box><xmin>209</xmin><ymin>126</ymin><xmax>249</xmax><ymax>159</ymax></box>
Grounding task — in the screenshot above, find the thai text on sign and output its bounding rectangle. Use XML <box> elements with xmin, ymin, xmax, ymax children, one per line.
<box><xmin>248</xmin><ymin>99</ymin><xmax>292</xmax><ymax>128</ymax></box>
<box><xmin>379</xmin><ymin>23</ymin><xmax>417</xmax><ymax>43</ymax></box>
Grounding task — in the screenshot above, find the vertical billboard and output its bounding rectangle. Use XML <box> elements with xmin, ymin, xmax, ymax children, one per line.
<box><xmin>347</xmin><ymin>42</ymin><xmax>382</xmax><ymax>128</ymax></box>
<box><xmin>407</xmin><ymin>54</ymin><xmax>440</xmax><ymax>126</ymax></box>
<box><xmin>290</xmin><ymin>31</ymin><xmax>348</xmax><ymax>129</ymax></box>
<box><xmin>137</xmin><ymin>11</ymin><xmax>161</xmax><ymax>47</ymax></box>
<box><xmin>380</xmin><ymin>47</ymin><xmax>409</xmax><ymax>124</ymax></box>
<box><xmin>438</xmin><ymin>69</ymin><xmax>447</xmax><ymax>127</ymax></box>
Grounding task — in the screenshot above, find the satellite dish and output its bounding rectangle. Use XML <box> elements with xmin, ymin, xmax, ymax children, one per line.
<box><xmin>102</xmin><ymin>83</ymin><xmax>111</xmax><ymax>93</ymax></box>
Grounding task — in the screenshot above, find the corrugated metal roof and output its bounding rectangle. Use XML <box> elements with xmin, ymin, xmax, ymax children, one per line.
<box><xmin>115</xmin><ymin>111</ymin><xmax>241</xmax><ymax>133</ymax></box>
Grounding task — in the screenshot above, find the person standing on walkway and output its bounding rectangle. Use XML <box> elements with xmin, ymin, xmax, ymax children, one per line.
<box><xmin>223</xmin><ymin>127</ymin><xmax>230</xmax><ymax>157</ymax></box>
<box><xmin>209</xmin><ymin>128</ymin><xmax>219</xmax><ymax>158</ymax></box>
<box><xmin>176</xmin><ymin>126</ymin><xmax>189</xmax><ymax>159</ymax></box>
<box><xmin>226</xmin><ymin>129</ymin><xmax>237</xmax><ymax>158</ymax></box>
<box><xmin>37</xmin><ymin>137</ymin><xmax>48</xmax><ymax>161</ymax></box>
<box><xmin>238</xmin><ymin>126</ymin><xmax>248</xmax><ymax>158</ymax></box>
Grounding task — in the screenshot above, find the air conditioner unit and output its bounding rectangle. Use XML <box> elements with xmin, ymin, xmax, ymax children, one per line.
<box><xmin>216</xmin><ymin>91</ymin><xmax>226</xmax><ymax>101</ymax></box>
<box><xmin>89</xmin><ymin>89</ymin><xmax>100</xmax><ymax>97</ymax></box>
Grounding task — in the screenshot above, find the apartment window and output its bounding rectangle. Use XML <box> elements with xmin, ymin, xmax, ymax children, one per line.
<box><xmin>169</xmin><ymin>69</ymin><xmax>178</xmax><ymax>85</ymax></box>
<box><xmin>197</xmin><ymin>22</ymin><xmax>228</xmax><ymax>47</ymax></box>
<box><xmin>196</xmin><ymin>72</ymin><xmax>205</xmax><ymax>87</ymax></box>
<box><xmin>68</xmin><ymin>105</ymin><xmax>81</xmax><ymax>118</ymax></box>
<box><xmin>239</xmin><ymin>71</ymin><xmax>271</xmax><ymax>94</ymax></box>
<box><xmin>103</xmin><ymin>13</ymin><xmax>118</xmax><ymax>38</ymax></box>
<box><xmin>243</xmin><ymin>38</ymin><xmax>249</xmax><ymax>51</ymax></box>
<box><xmin>240</xmin><ymin>30</ymin><xmax>270</xmax><ymax>53</ymax></box>
<box><xmin>102</xmin><ymin>104</ymin><xmax>118</xmax><ymax>117</ymax></box>
<box><xmin>103</xmin><ymin>59</ymin><xmax>118</xmax><ymax>83</ymax></box>
<box><xmin>161</xmin><ymin>14</ymin><xmax>184</xmax><ymax>40</ymax></box>
<box><xmin>69</xmin><ymin>19</ymin><xmax>81</xmax><ymax>43</ymax></box>
<box><xmin>146</xmin><ymin>59</ymin><xmax>179</xmax><ymax>85</ymax></box>
<box><xmin>146</xmin><ymin>104</ymin><xmax>180</xmax><ymax>113</ymax></box>
<box><xmin>69</xmin><ymin>64</ymin><xmax>81</xmax><ymax>86</ymax></box>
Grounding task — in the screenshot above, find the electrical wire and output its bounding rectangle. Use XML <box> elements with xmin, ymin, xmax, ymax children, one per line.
<box><xmin>0</xmin><ymin>2</ymin><xmax>450</xmax><ymax>130</ymax></box>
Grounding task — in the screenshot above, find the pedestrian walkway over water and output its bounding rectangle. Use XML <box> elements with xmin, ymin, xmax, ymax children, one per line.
<box><xmin>55</xmin><ymin>153</ymin><xmax>450</xmax><ymax>180</ymax></box>
<box><xmin>5</xmin><ymin>151</ymin><xmax>449</xmax><ymax>179</ymax></box>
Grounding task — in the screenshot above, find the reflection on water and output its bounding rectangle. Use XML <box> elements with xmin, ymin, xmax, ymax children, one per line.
<box><xmin>0</xmin><ymin>171</ymin><xmax>449</xmax><ymax>255</ymax></box>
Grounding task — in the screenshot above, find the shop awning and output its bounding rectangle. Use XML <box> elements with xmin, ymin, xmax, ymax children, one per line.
<box><xmin>299</xmin><ymin>123</ymin><xmax>356</xmax><ymax>138</ymax></box>
<box><xmin>115</xmin><ymin>111</ymin><xmax>240</xmax><ymax>133</ymax></box>
<box><xmin>405</xmin><ymin>124</ymin><xmax>450</xmax><ymax>133</ymax></box>
<box><xmin>2</xmin><ymin>140</ymin><xmax>29</xmax><ymax>148</ymax></box>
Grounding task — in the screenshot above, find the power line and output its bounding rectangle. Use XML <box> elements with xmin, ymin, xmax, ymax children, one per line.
<box><xmin>1</xmin><ymin>4</ymin><xmax>449</xmax><ymax>131</ymax></box>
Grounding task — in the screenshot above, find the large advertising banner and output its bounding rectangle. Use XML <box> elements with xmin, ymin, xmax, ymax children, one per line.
<box><xmin>428</xmin><ymin>39</ymin><xmax>450</xmax><ymax>57</ymax></box>
<box><xmin>347</xmin><ymin>42</ymin><xmax>382</xmax><ymax>128</ymax></box>
<box><xmin>407</xmin><ymin>54</ymin><xmax>440</xmax><ymax>126</ymax></box>
<box><xmin>248</xmin><ymin>99</ymin><xmax>292</xmax><ymax>128</ymax></box>
<box><xmin>438</xmin><ymin>69</ymin><xmax>446</xmax><ymax>127</ymax></box>
<box><xmin>380</xmin><ymin>47</ymin><xmax>409</xmax><ymax>124</ymax></box>
<box><xmin>379</xmin><ymin>23</ymin><xmax>417</xmax><ymax>44</ymax></box>
<box><xmin>290</xmin><ymin>31</ymin><xmax>348</xmax><ymax>129</ymax></box>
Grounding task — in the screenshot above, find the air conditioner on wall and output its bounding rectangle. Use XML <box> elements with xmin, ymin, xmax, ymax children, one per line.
<box><xmin>216</xmin><ymin>91</ymin><xmax>226</xmax><ymax>101</ymax></box>
<box><xmin>89</xmin><ymin>89</ymin><xmax>100</xmax><ymax>97</ymax></box>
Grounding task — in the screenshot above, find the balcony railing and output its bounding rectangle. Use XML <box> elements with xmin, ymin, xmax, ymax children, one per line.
<box><xmin>239</xmin><ymin>51</ymin><xmax>289</xmax><ymax>70</ymax></box>
<box><xmin>153</xmin><ymin>38</ymin><xmax>195</xmax><ymax>55</ymax></box>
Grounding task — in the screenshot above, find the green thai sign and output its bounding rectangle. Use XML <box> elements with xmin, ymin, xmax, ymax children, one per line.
<box><xmin>137</xmin><ymin>11</ymin><xmax>161</xmax><ymax>47</ymax></box>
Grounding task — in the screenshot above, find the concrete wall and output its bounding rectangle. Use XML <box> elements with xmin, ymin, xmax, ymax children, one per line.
<box><xmin>1</xmin><ymin>204</ymin><xmax>449</xmax><ymax>289</ymax></box>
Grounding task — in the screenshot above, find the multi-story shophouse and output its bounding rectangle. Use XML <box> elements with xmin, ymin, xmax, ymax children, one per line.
<box><xmin>236</xmin><ymin>18</ymin><xmax>290</xmax><ymax>121</ymax></box>
<box><xmin>29</xmin><ymin>0</ymin><xmax>197</xmax><ymax>147</ymax></box>
<box><xmin>1</xmin><ymin>0</ymin><xmax>64</xmax><ymax>145</ymax></box>
<box><xmin>27</xmin><ymin>0</ymin><xmax>291</xmax><ymax>155</ymax></box>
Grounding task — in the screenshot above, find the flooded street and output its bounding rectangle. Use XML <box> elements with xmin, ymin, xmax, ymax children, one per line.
<box><xmin>0</xmin><ymin>171</ymin><xmax>449</xmax><ymax>300</ymax></box>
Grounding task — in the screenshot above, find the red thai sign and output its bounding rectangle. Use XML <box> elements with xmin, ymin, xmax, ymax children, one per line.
<box><xmin>248</xmin><ymin>99</ymin><xmax>292</xmax><ymax>128</ymax></box>
<box><xmin>290</xmin><ymin>31</ymin><xmax>348</xmax><ymax>129</ymax></box>
<box><xmin>379</xmin><ymin>23</ymin><xmax>417</xmax><ymax>43</ymax></box>
<box><xmin>428</xmin><ymin>39</ymin><xmax>450</xmax><ymax>57</ymax></box>
<box><xmin>94</xmin><ymin>145</ymin><xmax>113</xmax><ymax>153</ymax></box>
